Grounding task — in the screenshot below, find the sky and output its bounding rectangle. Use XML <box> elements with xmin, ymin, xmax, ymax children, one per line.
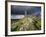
<box><xmin>11</xmin><ymin>5</ymin><xmax>41</xmax><ymax>15</ymax></box>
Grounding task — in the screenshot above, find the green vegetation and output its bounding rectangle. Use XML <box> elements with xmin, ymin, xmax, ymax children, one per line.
<box><xmin>11</xmin><ymin>16</ymin><xmax>41</xmax><ymax>31</ymax></box>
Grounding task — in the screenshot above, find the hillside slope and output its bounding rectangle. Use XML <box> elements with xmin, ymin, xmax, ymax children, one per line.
<box><xmin>11</xmin><ymin>16</ymin><xmax>41</xmax><ymax>31</ymax></box>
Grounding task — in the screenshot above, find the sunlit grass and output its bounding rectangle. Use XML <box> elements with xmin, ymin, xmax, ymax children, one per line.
<box><xmin>11</xmin><ymin>15</ymin><xmax>41</xmax><ymax>31</ymax></box>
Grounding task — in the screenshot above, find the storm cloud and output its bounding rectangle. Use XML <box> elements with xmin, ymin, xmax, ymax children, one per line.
<box><xmin>11</xmin><ymin>5</ymin><xmax>41</xmax><ymax>15</ymax></box>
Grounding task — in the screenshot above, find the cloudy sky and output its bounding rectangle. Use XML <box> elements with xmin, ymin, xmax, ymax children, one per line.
<box><xmin>11</xmin><ymin>5</ymin><xmax>41</xmax><ymax>15</ymax></box>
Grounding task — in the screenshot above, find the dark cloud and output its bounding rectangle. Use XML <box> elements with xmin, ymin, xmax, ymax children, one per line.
<box><xmin>11</xmin><ymin>5</ymin><xmax>41</xmax><ymax>15</ymax></box>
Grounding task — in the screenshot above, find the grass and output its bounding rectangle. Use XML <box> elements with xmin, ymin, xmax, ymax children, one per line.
<box><xmin>11</xmin><ymin>15</ymin><xmax>41</xmax><ymax>31</ymax></box>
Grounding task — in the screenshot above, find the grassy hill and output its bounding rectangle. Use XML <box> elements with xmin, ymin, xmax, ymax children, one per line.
<box><xmin>11</xmin><ymin>15</ymin><xmax>41</xmax><ymax>31</ymax></box>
